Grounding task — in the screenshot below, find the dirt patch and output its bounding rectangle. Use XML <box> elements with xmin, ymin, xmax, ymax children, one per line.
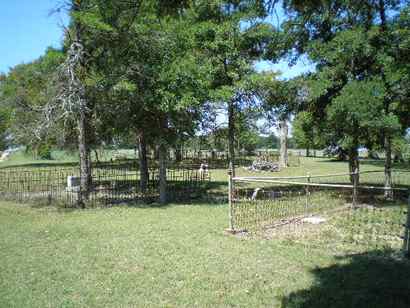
<box><xmin>261</xmin><ymin>216</ymin><xmax>332</xmax><ymax>240</ymax></box>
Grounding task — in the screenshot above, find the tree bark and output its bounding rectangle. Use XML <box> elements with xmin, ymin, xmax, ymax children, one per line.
<box><xmin>348</xmin><ymin>147</ymin><xmax>360</xmax><ymax>184</ymax></box>
<box><xmin>93</xmin><ymin>149</ymin><xmax>100</xmax><ymax>164</ymax></box>
<box><xmin>154</xmin><ymin>147</ymin><xmax>160</xmax><ymax>160</ymax></box>
<box><xmin>175</xmin><ymin>146</ymin><xmax>182</xmax><ymax>162</ymax></box>
<box><xmin>78</xmin><ymin>110</ymin><xmax>92</xmax><ymax>206</ymax></box>
<box><xmin>228</xmin><ymin>100</ymin><xmax>236</xmax><ymax>176</ymax></box>
<box><xmin>306</xmin><ymin>147</ymin><xmax>310</xmax><ymax>157</ymax></box>
<box><xmin>211</xmin><ymin>149</ymin><xmax>216</xmax><ymax>160</ymax></box>
<box><xmin>279</xmin><ymin>120</ymin><xmax>288</xmax><ymax>168</ymax></box>
<box><xmin>138</xmin><ymin>131</ymin><xmax>149</xmax><ymax>193</ymax></box>
<box><xmin>72</xmin><ymin>0</ymin><xmax>92</xmax><ymax>207</ymax></box>
<box><xmin>378</xmin><ymin>0</ymin><xmax>393</xmax><ymax>199</ymax></box>
<box><xmin>384</xmin><ymin>135</ymin><xmax>393</xmax><ymax>199</ymax></box>
<box><xmin>158</xmin><ymin>143</ymin><xmax>167</xmax><ymax>204</ymax></box>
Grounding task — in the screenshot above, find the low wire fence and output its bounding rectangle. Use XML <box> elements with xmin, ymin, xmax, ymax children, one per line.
<box><xmin>0</xmin><ymin>162</ymin><xmax>210</xmax><ymax>207</ymax></box>
<box><xmin>254</xmin><ymin>151</ymin><xmax>302</xmax><ymax>168</ymax></box>
<box><xmin>228</xmin><ymin>169</ymin><xmax>410</xmax><ymax>257</ymax></box>
<box><xmin>175</xmin><ymin>156</ymin><xmax>253</xmax><ymax>169</ymax></box>
<box><xmin>168</xmin><ymin>150</ymin><xmax>302</xmax><ymax>169</ymax></box>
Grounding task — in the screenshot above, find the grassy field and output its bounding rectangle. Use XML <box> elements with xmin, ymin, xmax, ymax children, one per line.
<box><xmin>1</xmin><ymin>201</ymin><xmax>409</xmax><ymax>307</ymax></box>
<box><xmin>1</xmin><ymin>156</ymin><xmax>410</xmax><ymax>307</ymax></box>
<box><xmin>0</xmin><ymin>149</ymin><xmax>137</xmax><ymax>169</ymax></box>
<box><xmin>211</xmin><ymin>156</ymin><xmax>402</xmax><ymax>182</ymax></box>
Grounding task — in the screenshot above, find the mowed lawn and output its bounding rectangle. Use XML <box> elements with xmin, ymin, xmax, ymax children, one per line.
<box><xmin>1</xmin><ymin>157</ymin><xmax>410</xmax><ymax>307</ymax></box>
<box><xmin>1</xmin><ymin>202</ymin><xmax>410</xmax><ymax>308</ymax></box>
<box><xmin>0</xmin><ymin>202</ymin><xmax>312</xmax><ymax>307</ymax></box>
<box><xmin>211</xmin><ymin>156</ymin><xmax>398</xmax><ymax>182</ymax></box>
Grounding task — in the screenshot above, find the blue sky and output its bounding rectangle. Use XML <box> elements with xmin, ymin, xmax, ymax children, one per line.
<box><xmin>0</xmin><ymin>1</ymin><xmax>314</xmax><ymax>78</ymax></box>
<box><xmin>255</xmin><ymin>58</ymin><xmax>315</xmax><ymax>80</ymax></box>
<box><xmin>0</xmin><ymin>0</ymin><xmax>69</xmax><ymax>74</ymax></box>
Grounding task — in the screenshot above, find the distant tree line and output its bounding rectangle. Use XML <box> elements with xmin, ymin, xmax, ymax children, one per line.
<box><xmin>0</xmin><ymin>0</ymin><xmax>409</xmax><ymax>204</ymax></box>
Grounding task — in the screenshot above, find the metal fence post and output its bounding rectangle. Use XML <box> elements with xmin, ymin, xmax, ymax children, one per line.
<box><xmin>305</xmin><ymin>172</ymin><xmax>311</xmax><ymax>213</ymax></box>
<box><xmin>227</xmin><ymin>162</ymin><xmax>235</xmax><ymax>233</ymax></box>
<box><xmin>403</xmin><ymin>192</ymin><xmax>410</xmax><ymax>259</ymax></box>
<box><xmin>353</xmin><ymin>168</ymin><xmax>359</xmax><ymax>208</ymax></box>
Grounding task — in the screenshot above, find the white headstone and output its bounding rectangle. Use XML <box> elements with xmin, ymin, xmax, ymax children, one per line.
<box><xmin>67</xmin><ymin>176</ymin><xmax>80</xmax><ymax>192</ymax></box>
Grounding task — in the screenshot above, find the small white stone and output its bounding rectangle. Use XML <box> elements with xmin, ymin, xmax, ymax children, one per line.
<box><xmin>301</xmin><ymin>216</ymin><xmax>327</xmax><ymax>224</ymax></box>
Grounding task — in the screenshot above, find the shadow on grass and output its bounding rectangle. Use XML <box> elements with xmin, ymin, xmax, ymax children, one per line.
<box><xmin>124</xmin><ymin>181</ymin><xmax>229</xmax><ymax>208</ymax></box>
<box><xmin>360</xmin><ymin>159</ymin><xmax>410</xmax><ymax>170</ymax></box>
<box><xmin>0</xmin><ymin>161</ymin><xmax>80</xmax><ymax>170</ymax></box>
<box><xmin>24</xmin><ymin>181</ymin><xmax>229</xmax><ymax>211</ymax></box>
<box><xmin>317</xmin><ymin>158</ymin><xmax>410</xmax><ymax>170</ymax></box>
<box><xmin>281</xmin><ymin>250</ymin><xmax>410</xmax><ymax>308</ymax></box>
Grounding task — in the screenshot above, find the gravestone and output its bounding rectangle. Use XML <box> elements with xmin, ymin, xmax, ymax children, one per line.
<box><xmin>67</xmin><ymin>176</ymin><xmax>80</xmax><ymax>192</ymax></box>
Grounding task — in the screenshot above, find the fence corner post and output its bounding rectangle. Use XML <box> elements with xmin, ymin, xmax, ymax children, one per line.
<box><xmin>227</xmin><ymin>162</ymin><xmax>235</xmax><ymax>233</ymax></box>
<box><xmin>305</xmin><ymin>172</ymin><xmax>311</xmax><ymax>212</ymax></box>
<box><xmin>403</xmin><ymin>192</ymin><xmax>410</xmax><ymax>259</ymax></box>
<box><xmin>352</xmin><ymin>168</ymin><xmax>359</xmax><ymax>208</ymax></box>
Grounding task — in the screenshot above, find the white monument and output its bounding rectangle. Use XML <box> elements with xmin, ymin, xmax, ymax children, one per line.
<box><xmin>67</xmin><ymin>176</ymin><xmax>81</xmax><ymax>192</ymax></box>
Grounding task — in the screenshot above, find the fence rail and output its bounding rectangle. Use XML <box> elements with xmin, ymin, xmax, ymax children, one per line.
<box><xmin>0</xmin><ymin>162</ymin><xmax>210</xmax><ymax>207</ymax></box>
<box><xmin>228</xmin><ymin>167</ymin><xmax>410</xmax><ymax>258</ymax></box>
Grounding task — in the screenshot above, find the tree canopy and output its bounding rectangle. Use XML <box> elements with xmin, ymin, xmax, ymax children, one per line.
<box><xmin>1</xmin><ymin>0</ymin><xmax>410</xmax><ymax>201</ymax></box>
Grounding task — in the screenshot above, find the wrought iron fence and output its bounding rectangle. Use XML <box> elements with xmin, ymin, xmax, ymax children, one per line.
<box><xmin>0</xmin><ymin>162</ymin><xmax>210</xmax><ymax>207</ymax></box>
<box><xmin>167</xmin><ymin>149</ymin><xmax>303</xmax><ymax>169</ymax></box>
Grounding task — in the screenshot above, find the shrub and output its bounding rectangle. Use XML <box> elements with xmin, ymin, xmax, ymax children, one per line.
<box><xmin>37</xmin><ymin>144</ymin><xmax>52</xmax><ymax>160</ymax></box>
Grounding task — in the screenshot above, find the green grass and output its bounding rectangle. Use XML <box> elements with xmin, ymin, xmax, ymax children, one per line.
<box><xmin>1</xmin><ymin>157</ymin><xmax>410</xmax><ymax>307</ymax></box>
<box><xmin>0</xmin><ymin>201</ymin><xmax>409</xmax><ymax>307</ymax></box>
<box><xmin>0</xmin><ymin>202</ymin><xmax>312</xmax><ymax>307</ymax></box>
<box><xmin>0</xmin><ymin>150</ymin><xmax>78</xmax><ymax>168</ymax></box>
<box><xmin>0</xmin><ymin>149</ymin><xmax>137</xmax><ymax>169</ymax></box>
<box><xmin>211</xmin><ymin>156</ymin><xmax>396</xmax><ymax>182</ymax></box>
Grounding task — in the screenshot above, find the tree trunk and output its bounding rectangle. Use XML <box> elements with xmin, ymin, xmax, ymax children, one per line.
<box><xmin>306</xmin><ymin>147</ymin><xmax>310</xmax><ymax>157</ymax></box>
<box><xmin>279</xmin><ymin>120</ymin><xmax>288</xmax><ymax>168</ymax></box>
<box><xmin>378</xmin><ymin>0</ymin><xmax>393</xmax><ymax>199</ymax></box>
<box><xmin>211</xmin><ymin>149</ymin><xmax>216</xmax><ymax>160</ymax></box>
<box><xmin>384</xmin><ymin>135</ymin><xmax>393</xmax><ymax>199</ymax></box>
<box><xmin>138</xmin><ymin>131</ymin><xmax>149</xmax><ymax>193</ymax></box>
<box><xmin>228</xmin><ymin>100</ymin><xmax>236</xmax><ymax>176</ymax></box>
<box><xmin>154</xmin><ymin>147</ymin><xmax>160</xmax><ymax>160</ymax></box>
<box><xmin>94</xmin><ymin>149</ymin><xmax>100</xmax><ymax>164</ymax></box>
<box><xmin>158</xmin><ymin>143</ymin><xmax>167</xmax><ymax>205</ymax></box>
<box><xmin>78</xmin><ymin>110</ymin><xmax>92</xmax><ymax>207</ymax></box>
<box><xmin>348</xmin><ymin>147</ymin><xmax>360</xmax><ymax>184</ymax></box>
<box><xmin>71</xmin><ymin>0</ymin><xmax>92</xmax><ymax>207</ymax></box>
<box><xmin>175</xmin><ymin>146</ymin><xmax>182</xmax><ymax>162</ymax></box>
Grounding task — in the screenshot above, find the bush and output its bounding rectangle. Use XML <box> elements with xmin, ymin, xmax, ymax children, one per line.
<box><xmin>37</xmin><ymin>144</ymin><xmax>52</xmax><ymax>160</ymax></box>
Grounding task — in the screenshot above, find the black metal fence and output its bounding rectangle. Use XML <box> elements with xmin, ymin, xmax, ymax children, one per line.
<box><xmin>0</xmin><ymin>162</ymin><xmax>210</xmax><ymax>207</ymax></box>
<box><xmin>253</xmin><ymin>151</ymin><xmax>302</xmax><ymax>167</ymax></box>
<box><xmin>166</xmin><ymin>150</ymin><xmax>302</xmax><ymax>169</ymax></box>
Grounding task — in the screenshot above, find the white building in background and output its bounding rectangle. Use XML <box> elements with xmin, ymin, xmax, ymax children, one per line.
<box><xmin>0</xmin><ymin>147</ymin><xmax>22</xmax><ymax>161</ymax></box>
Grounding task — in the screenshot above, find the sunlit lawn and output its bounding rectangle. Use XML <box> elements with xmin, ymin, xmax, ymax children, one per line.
<box><xmin>0</xmin><ymin>201</ymin><xmax>319</xmax><ymax>307</ymax></box>
<box><xmin>1</xmin><ymin>200</ymin><xmax>410</xmax><ymax>307</ymax></box>
<box><xmin>1</xmin><ymin>157</ymin><xmax>410</xmax><ymax>307</ymax></box>
<box><xmin>211</xmin><ymin>156</ymin><xmax>391</xmax><ymax>182</ymax></box>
